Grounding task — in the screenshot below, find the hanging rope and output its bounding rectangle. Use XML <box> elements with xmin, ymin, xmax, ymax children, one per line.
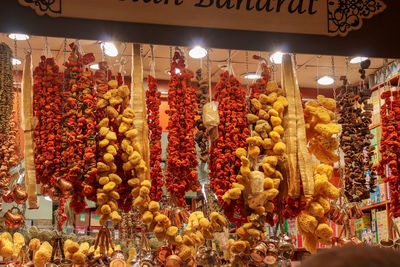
<box><xmin>245</xmin><ymin>51</ymin><xmax>249</xmax><ymax>92</ymax></box>
<box><xmin>207</xmin><ymin>50</ymin><xmax>212</xmax><ymax>103</ymax></box>
<box><xmin>13</xmin><ymin>39</ymin><xmax>23</xmax><ymax>178</ymax></box>
<box><xmin>317</xmin><ymin>55</ymin><xmax>321</xmax><ymax>96</ymax></box>
<box><xmin>150</xmin><ymin>45</ymin><xmax>155</xmax><ymax>78</ymax></box>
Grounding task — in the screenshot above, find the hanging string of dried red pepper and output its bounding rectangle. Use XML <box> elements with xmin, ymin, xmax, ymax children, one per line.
<box><xmin>378</xmin><ymin>89</ymin><xmax>400</xmax><ymax>217</ymax></box>
<box><xmin>146</xmin><ymin>75</ymin><xmax>163</xmax><ymax>201</ymax></box>
<box><xmin>165</xmin><ymin>51</ymin><xmax>199</xmax><ymax>207</ymax></box>
<box><xmin>61</xmin><ymin>42</ymin><xmax>97</xmax><ymax>214</ymax></box>
<box><xmin>32</xmin><ymin>56</ymin><xmax>63</xmax><ymax>189</ymax></box>
<box><xmin>209</xmin><ymin>71</ymin><xmax>249</xmax><ymax>223</ymax></box>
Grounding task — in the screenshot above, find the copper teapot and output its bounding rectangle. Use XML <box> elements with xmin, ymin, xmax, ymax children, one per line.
<box><xmin>12</xmin><ymin>184</ymin><xmax>28</xmax><ymax>204</ymax></box>
<box><xmin>3</xmin><ymin>207</ymin><xmax>25</xmax><ymax>229</ymax></box>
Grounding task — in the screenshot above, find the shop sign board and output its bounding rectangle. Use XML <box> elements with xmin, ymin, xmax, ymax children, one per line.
<box><xmin>18</xmin><ymin>0</ymin><xmax>386</xmax><ymax>36</ymax></box>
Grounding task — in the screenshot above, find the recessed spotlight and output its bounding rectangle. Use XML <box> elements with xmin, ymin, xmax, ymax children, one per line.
<box><xmin>317</xmin><ymin>76</ymin><xmax>334</xmax><ymax>86</ymax></box>
<box><xmin>12</xmin><ymin>58</ymin><xmax>21</xmax><ymax>65</ymax></box>
<box><xmin>270</xmin><ymin>52</ymin><xmax>284</xmax><ymax>64</ymax></box>
<box><xmin>100</xmin><ymin>42</ymin><xmax>118</xmax><ymax>57</ymax></box>
<box><xmin>350</xmin><ymin>57</ymin><xmax>368</xmax><ymax>64</ymax></box>
<box><xmin>90</xmin><ymin>63</ymin><xmax>99</xmax><ymax>70</ymax></box>
<box><xmin>242</xmin><ymin>73</ymin><xmax>261</xmax><ymax>79</ymax></box>
<box><xmin>189</xmin><ymin>46</ymin><xmax>207</xmax><ymax>59</ymax></box>
<box><xmin>44</xmin><ymin>196</ymin><xmax>52</xmax><ymax>202</ymax></box>
<box><xmin>8</xmin><ymin>33</ymin><xmax>29</xmax><ymax>41</ymax></box>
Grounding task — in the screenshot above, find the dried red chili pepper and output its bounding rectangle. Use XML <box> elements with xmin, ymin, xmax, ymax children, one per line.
<box><xmin>33</xmin><ymin>56</ymin><xmax>63</xmax><ymax>188</ymax></box>
<box><xmin>165</xmin><ymin>51</ymin><xmax>199</xmax><ymax>207</ymax></box>
<box><xmin>146</xmin><ymin>75</ymin><xmax>163</xmax><ymax>201</ymax></box>
<box><xmin>209</xmin><ymin>71</ymin><xmax>249</xmax><ymax>223</ymax></box>
<box><xmin>61</xmin><ymin>42</ymin><xmax>97</xmax><ymax>215</ymax></box>
<box><xmin>378</xmin><ymin>90</ymin><xmax>400</xmax><ymax>217</ymax></box>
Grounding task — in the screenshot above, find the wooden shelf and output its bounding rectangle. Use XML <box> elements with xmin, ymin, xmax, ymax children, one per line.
<box><xmin>361</xmin><ymin>200</ymin><xmax>390</xmax><ymax>211</ymax></box>
<box><xmin>370</xmin><ymin>73</ymin><xmax>400</xmax><ymax>91</ymax></box>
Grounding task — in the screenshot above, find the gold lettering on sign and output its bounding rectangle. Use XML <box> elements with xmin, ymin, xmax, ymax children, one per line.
<box><xmin>17</xmin><ymin>0</ymin><xmax>386</xmax><ymax>36</ymax></box>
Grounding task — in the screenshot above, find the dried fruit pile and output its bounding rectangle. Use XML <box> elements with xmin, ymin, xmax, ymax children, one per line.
<box><xmin>0</xmin><ymin>113</ymin><xmax>19</xmax><ymax>189</ymax></box>
<box><xmin>338</xmin><ymin>86</ymin><xmax>375</xmax><ymax>202</ymax></box>
<box><xmin>32</xmin><ymin>56</ymin><xmax>63</xmax><ymax>188</ymax></box>
<box><xmin>146</xmin><ymin>75</ymin><xmax>163</xmax><ymax>201</ymax></box>
<box><xmin>209</xmin><ymin>71</ymin><xmax>249</xmax><ymax>223</ymax></box>
<box><xmin>378</xmin><ymin>89</ymin><xmax>400</xmax><ymax>217</ymax></box>
<box><xmin>165</xmin><ymin>51</ymin><xmax>199</xmax><ymax>206</ymax></box>
<box><xmin>61</xmin><ymin>43</ymin><xmax>97</xmax><ymax>213</ymax></box>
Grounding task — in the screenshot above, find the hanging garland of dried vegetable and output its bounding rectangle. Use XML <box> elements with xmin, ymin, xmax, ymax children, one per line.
<box><xmin>338</xmin><ymin>85</ymin><xmax>375</xmax><ymax>202</ymax></box>
<box><xmin>165</xmin><ymin>51</ymin><xmax>199</xmax><ymax>207</ymax></box>
<box><xmin>209</xmin><ymin>71</ymin><xmax>249</xmax><ymax>223</ymax></box>
<box><xmin>378</xmin><ymin>89</ymin><xmax>400</xmax><ymax>217</ymax></box>
<box><xmin>195</xmin><ymin>69</ymin><xmax>210</xmax><ymax>163</ymax></box>
<box><xmin>0</xmin><ymin>43</ymin><xmax>15</xmax><ymax>189</ymax></box>
<box><xmin>146</xmin><ymin>74</ymin><xmax>163</xmax><ymax>201</ymax></box>
<box><xmin>33</xmin><ymin>56</ymin><xmax>63</xmax><ymax>189</ymax></box>
<box><xmin>61</xmin><ymin>42</ymin><xmax>97</xmax><ymax>214</ymax></box>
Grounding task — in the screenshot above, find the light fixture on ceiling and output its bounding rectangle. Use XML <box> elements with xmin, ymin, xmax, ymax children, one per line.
<box><xmin>350</xmin><ymin>56</ymin><xmax>368</xmax><ymax>64</ymax></box>
<box><xmin>317</xmin><ymin>76</ymin><xmax>334</xmax><ymax>86</ymax></box>
<box><xmin>189</xmin><ymin>46</ymin><xmax>207</xmax><ymax>59</ymax></box>
<box><xmin>44</xmin><ymin>196</ymin><xmax>52</xmax><ymax>202</ymax></box>
<box><xmin>8</xmin><ymin>33</ymin><xmax>30</xmax><ymax>41</ymax></box>
<box><xmin>100</xmin><ymin>42</ymin><xmax>118</xmax><ymax>57</ymax></box>
<box><xmin>242</xmin><ymin>72</ymin><xmax>261</xmax><ymax>79</ymax></box>
<box><xmin>90</xmin><ymin>63</ymin><xmax>100</xmax><ymax>70</ymax></box>
<box><xmin>270</xmin><ymin>51</ymin><xmax>284</xmax><ymax>64</ymax></box>
<box><xmin>12</xmin><ymin>58</ymin><xmax>21</xmax><ymax>65</ymax></box>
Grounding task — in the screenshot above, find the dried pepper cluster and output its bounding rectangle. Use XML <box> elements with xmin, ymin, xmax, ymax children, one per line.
<box><xmin>165</xmin><ymin>51</ymin><xmax>199</xmax><ymax>206</ymax></box>
<box><xmin>33</xmin><ymin>56</ymin><xmax>63</xmax><ymax>188</ymax></box>
<box><xmin>338</xmin><ymin>86</ymin><xmax>376</xmax><ymax>202</ymax></box>
<box><xmin>209</xmin><ymin>71</ymin><xmax>249</xmax><ymax>223</ymax></box>
<box><xmin>146</xmin><ymin>75</ymin><xmax>163</xmax><ymax>201</ymax></box>
<box><xmin>249</xmin><ymin>58</ymin><xmax>271</xmax><ymax>99</ymax></box>
<box><xmin>61</xmin><ymin>43</ymin><xmax>97</xmax><ymax>213</ymax></box>
<box><xmin>195</xmin><ymin>69</ymin><xmax>210</xmax><ymax>163</ymax></box>
<box><xmin>0</xmin><ymin>43</ymin><xmax>13</xmax><ymax>139</ymax></box>
<box><xmin>378</xmin><ymin>90</ymin><xmax>400</xmax><ymax>217</ymax></box>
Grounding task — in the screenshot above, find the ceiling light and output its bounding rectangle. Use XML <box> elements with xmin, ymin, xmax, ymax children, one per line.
<box><xmin>243</xmin><ymin>73</ymin><xmax>261</xmax><ymax>79</ymax></box>
<box><xmin>270</xmin><ymin>52</ymin><xmax>284</xmax><ymax>64</ymax></box>
<box><xmin>350</xmin><ymin>57</ymin><xmax>368</xmax><ymax>64</ymax></box>
<box><xmin>100</xmin><ymin>42</ymin><xmax>118</xmax><ymax>57</ymax></box>
<box><xmin>90</xmin><ymin>63</ymin><xmax>99</xmax><ymax>70</ymax></box>
<box><xmin>317</xmin><ymin>76</ymin><xmax>334</xmax><ymax>86</ymax></box>
<box><xmin>189</xmin><ymin>46</ymin><xmax>207</xmax><ymax>59</ymax></box>
<box><xmin>12</xmin><ymin>58</ymin><xmax>21</xmax><ymax>65</ymax></box>
<box><xmin>44</xmin><ymin>196</ymin><xmax>52</xmax><ymax>202</ymax></box>
<box><xmin>8</xmin><ymin>33</ymin><xmax>29</xmax><ymax>41</ymax></box>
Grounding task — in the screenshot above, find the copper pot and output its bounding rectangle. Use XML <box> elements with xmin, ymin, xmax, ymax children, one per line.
<box><xmin>165</xmin><ymin>255</ymin><xmax>184</xmax><ymax>267</ymax></box>
<box><xmin>380</xmin><ymin>239</ymin><xmax>394</xmax><ymax>249</ymax></box>
<box><xmin>156</xmin><ymin>245</ymin><xmax>171</xmax><ymax>263</ymax></box>
<box><xmin>263</xmin><ymin>251</ymin><xmax>278</xmax><ymax>265</ymax></box>
<box><xmin>12</xmin><ymin>184</ymin><xmax>28</xmax><ymax>204</ymax></box>
<box><xmin>250</xmin><ymin>242</ymin><xmax>267</xmax><ymax>264</ymax></box>
<box><xmin>2</xmin><ymin>190</ymin><xmax>14</xmax><ymax>203</ymax></box>
<box><xmin>3</xmin><ymin>207</ymin><xmax>25</xmax><ymax>229</ymax></box>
